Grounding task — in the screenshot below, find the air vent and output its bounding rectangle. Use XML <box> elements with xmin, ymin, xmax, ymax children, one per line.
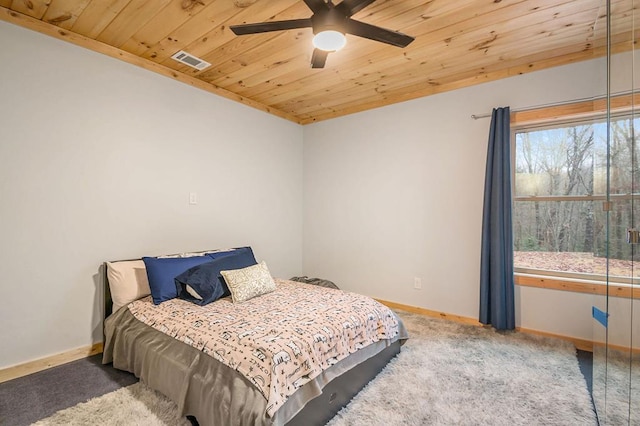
<box><xmin>170</xmin><ymin>50</ymin><xmax>211</xmax><ymax>71</ymax></box>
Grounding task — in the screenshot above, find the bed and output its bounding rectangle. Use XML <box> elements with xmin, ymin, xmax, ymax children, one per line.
<box><xmin>102</xmin><ymin>247</ymin><xmax>408</xmax><ymax>425</ymax></box>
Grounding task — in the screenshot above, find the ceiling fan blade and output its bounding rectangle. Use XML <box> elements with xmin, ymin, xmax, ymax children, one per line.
<box><xmin>230</xmin><ymin>18</ymin><xmax>312</xmax><ymax>35</ymax></box>
<box><xmin>335</xmin><ymin>0</ymin><xmax>377</xmax><ymax>17</ymax></box>
<box><xmin>303</xmin><ymin>0</ymin><xmax>330</xmax><ymax>13</ymax></box>
<box><xmin>343</xmin><ymin>19</ymin><xmax>414</xmax><ymax>48</ymax></box>
<box><xmin>311</xmin><ymin>48</ymin><xmax>329</xmax><ymax>68</ymax></box>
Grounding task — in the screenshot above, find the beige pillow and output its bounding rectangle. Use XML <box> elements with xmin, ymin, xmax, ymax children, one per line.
<box><xmin>106</xmin><ymin>260</ymin><xmax>151</xmax><ymax>312</ymax></box>
<box><xmin>221</xmin><ymin>261</ymin><xmax>276</xmax><ymax>303</ymax></box>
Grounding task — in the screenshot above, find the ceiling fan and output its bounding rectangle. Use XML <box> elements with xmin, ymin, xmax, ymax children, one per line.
<box><xmin>229</xmin><ymin>0</ymin><xmax>415</xmax><ymax>68</ymax></box>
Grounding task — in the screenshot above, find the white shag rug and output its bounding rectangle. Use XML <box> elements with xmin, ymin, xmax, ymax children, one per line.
<box><xmin>31</xmin><ymin>382</ymin><xmax>191</xmax><ymax>426</ymax></box>
<box><xmin>34</xmin><ymin>310</ymin><xmax>597</xmax><ymax>426</ymax></box>
<box><xmin>592</xmin><ymin>346</ymin><xmax>640</xmax><ymax>425</ymax></box>
<box><xmin>327</xmin><ymin>310</ymin><xmax>596</xmax><ymax>426</ymax></box>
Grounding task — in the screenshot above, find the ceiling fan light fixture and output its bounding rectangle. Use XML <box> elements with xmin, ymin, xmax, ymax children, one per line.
<box><xmin>229</xmin><ymin>0</ymin><xmax>415</xmax><ymax>68</ymax></box>
<box><xmin>313</xmin><ymin>30</ymin><xmax>346</xmax><ymax>51</ymax></box>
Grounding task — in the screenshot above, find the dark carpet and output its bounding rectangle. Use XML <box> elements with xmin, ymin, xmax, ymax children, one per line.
<box><xmin>0</xmin><ymin>354</ymin><xmax>137</xmax><ymax>426</ymax></box>
<box><xmin>0</xmin><ymin>348</ymin><xmax>595</xmax><ymax>425</ymax></box>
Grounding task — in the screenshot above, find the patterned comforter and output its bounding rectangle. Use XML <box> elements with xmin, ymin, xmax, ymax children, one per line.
<box><xmin>127</xmin><ymin>279</ymin><xmax>401</xmax><ymax>417</ymax></box>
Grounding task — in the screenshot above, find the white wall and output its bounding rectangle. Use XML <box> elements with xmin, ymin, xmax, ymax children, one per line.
<box><xmin>2</xmin><ymin>17</ymin><xmax>637</xmax><ymax>370</ymax></box>
<box><xmin>303</xmin><ymin>55</ymin><xmax>616</xmax><ymax>342</ymax></box>
<box><xmin>0</xmin><ymin>21</ymin><xmax>303</xmax><ymax>369</ymax></box>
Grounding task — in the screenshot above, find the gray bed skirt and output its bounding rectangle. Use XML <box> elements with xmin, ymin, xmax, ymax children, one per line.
<box><xmin>104</xmin><ymin>307</ymin><xmax>408</xmax><ymax>426</ymax></box>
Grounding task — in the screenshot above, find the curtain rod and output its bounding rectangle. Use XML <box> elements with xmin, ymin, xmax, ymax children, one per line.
<box><xmin>470</xmin><ymin>89</ymin><xmax>637</xmax><ymax>120</ymax></box>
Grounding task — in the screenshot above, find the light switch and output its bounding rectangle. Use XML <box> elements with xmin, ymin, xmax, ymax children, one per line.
<box><xmin>189</xmin><ymin>192</ymin><xmax>198</xmax><ymax>205</ymax></box>
<box><xmin>413</xmin><ymin>277</ymin><xmax>422</xmax><ymax>289</ymax></box>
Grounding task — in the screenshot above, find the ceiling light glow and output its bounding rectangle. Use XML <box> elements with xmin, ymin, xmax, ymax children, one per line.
<box><xmin>313</xmin><ymin>30</ymin><xmax>346</xmax><ymax>51</ymax></box>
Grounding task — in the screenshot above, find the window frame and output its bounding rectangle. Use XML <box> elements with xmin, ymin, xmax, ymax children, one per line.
<box><xmin>510</xmin><ymin>93</ymin><xmax>640</xmax><ymax>298</ymax></box>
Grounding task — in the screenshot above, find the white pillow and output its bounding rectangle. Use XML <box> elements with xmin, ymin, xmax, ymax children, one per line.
<box><xmin>221</xmin><ymin>261</ymin><xmax>276</xmax><ymax>303</ymax></box>
<box><xmin>106</xmin><ymin>260</ymin><xmax>151</xmax><ymax>313</ymax></box>
<box><xmin>156</xmin><ymin>251</ymin><xmax>209</xmax><ymax>259</ymax></box>
<box><xmin>185</xmin><ymin>285</ymin><xmax>204</xmax><ymax>300</ymax></box>
<box><xmin>157</xmin><ymin>248</ymin><xmax>236</xmax><ymax>259</ymax></box>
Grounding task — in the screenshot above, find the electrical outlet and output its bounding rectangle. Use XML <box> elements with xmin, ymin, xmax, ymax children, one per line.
<box><xmin>413</xmin><ymin>277</ymin><xmax>422</xmax><ymax>290</ymax></box>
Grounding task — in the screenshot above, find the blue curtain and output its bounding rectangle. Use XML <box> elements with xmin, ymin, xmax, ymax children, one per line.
<box><xmin>479</xmin><ymin>107</ymin><xmax>515</xmax><ymax>330</ymax></box>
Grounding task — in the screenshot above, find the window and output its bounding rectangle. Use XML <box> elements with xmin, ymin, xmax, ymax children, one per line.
<box><xmin>513</xmin><ymin>114</ymin><xmax>640</xmax><ymax>282</ymax></box>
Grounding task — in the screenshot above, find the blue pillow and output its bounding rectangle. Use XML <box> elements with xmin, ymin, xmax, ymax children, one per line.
<box><xmin>143</xmin><ymin>255</ymin><xmax>215</xmax><ymax>305</ymax></box>
<box><xmin>207</xmin><ymin>247</ymin><xmax>256</xmax><ymax>296</ymax></box>
<box><xmin>176</xmin><ymin>247</ymin><xmax>257</xmax><ymax>305</ymax></box>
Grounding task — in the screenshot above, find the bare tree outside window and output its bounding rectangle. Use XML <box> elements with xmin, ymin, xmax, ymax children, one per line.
<box><xmin>513</xmin><ymin>116</ymin><xmax>640</xmax><ymax>279</ymax></box>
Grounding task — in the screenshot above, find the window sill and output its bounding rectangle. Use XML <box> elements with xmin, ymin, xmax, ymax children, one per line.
<box><xmin>515</xmin><ymin>273</ymin><xmax>640</xmax><ymax>299</ymax></box>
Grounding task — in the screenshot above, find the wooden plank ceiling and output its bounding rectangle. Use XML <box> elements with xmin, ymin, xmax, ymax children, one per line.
<box><xmin>0</xmin><ymin>0</ymin><xmax>635</xmax><ymax>124</ymax></box>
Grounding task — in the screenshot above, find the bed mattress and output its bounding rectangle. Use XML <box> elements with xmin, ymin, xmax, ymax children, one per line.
<box><xmin>103</xmin><ymin>279</ymin><xmax>408</xmax><ymax>425</ymax></box>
